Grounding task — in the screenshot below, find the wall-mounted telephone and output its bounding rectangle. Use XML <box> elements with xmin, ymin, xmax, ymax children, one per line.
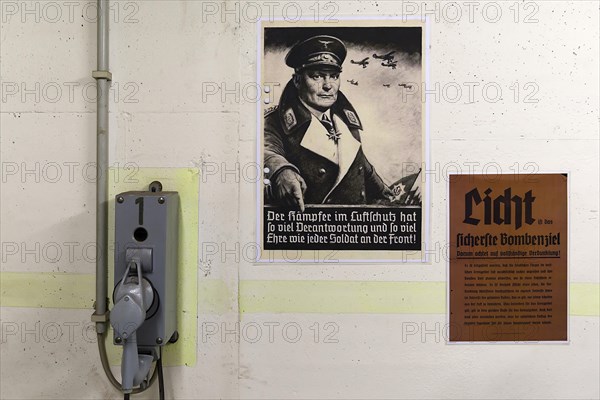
<box><xmin>111</xmin><ymin>181</ymin><xmax>179</xmax><ymax>397</ymax></box>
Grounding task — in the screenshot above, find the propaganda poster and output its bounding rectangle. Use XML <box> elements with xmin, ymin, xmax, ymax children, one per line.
<box><xmin>259</xmin><ymin>20</ymin><xmax>426</xmax><ymax>261</ymax></box>
<box><xmin>449</xmin><ymin>174</ymin><xmax>568</xmax><ymax>342</ymax></box>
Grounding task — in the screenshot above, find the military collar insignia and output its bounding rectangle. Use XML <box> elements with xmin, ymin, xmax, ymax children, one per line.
<box><xmin>264</xmin><ymin>105</ymin><xmax>277</xmax><ymax>116</ymax></box>
<box><xmin>343</xmin><ymin>109</ymin><xmax>361</xmax><ymax>128</ymax></box>
<box><xmin>283</xmin><ymin>108</ymin><xmax>297</xmax><ymax>130</ymax></box>
<box><xmin>278</xmin><ymin>81</ymin><xmax>311</xmax><ymax>134</ymax></box>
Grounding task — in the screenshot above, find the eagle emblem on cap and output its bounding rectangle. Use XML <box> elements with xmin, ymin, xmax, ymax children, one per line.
<box><xmin>319</xmin><ymin>40</ymin><xmax>334</xmax><ymax>49</ymax></box>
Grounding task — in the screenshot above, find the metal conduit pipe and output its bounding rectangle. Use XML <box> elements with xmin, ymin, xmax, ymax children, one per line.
<box><xmin>93</xmin><ymin>0</ymin><xmax>110</xmax><ymax>336</ymax></box>
<box><xmin>91</xmin><ymin>2</ymin><xmax>157</xmax><ymax>393</ymax></box>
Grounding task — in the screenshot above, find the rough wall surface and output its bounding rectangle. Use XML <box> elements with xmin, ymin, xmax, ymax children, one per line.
<box><xmin>1</xmin><ymin>1</ymin><xmax>598</xmax><ymax>399</ymax></box>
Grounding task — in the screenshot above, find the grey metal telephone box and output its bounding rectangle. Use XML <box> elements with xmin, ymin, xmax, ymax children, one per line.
<box><xmin>113</xmin><ymin>190</ymin><xmax>179</xmax><ymax>348</ymax></box>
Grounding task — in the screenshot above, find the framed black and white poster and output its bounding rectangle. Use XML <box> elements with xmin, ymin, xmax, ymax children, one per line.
<box><xmin>258</xmin><ymin>19</ymin><xmax>428</xmax><ymax>262</ymax></box>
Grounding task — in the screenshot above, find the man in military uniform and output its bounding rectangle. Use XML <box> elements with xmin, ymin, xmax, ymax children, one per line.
<box><xmin>264</xmin><ymin>35</ymin><xmax>393</xmax><ymax>211</ymax></box>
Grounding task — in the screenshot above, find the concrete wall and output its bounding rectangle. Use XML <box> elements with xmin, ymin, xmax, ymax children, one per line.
<box><xmin>1</xmin><ymin>1</ymin><xmax>598</xmax><ymax>399</ymax></box>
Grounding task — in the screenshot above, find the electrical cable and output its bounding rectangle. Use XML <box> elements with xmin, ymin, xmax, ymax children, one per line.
<box><xmin>97</xmin><ymin>332</ymin><xmax>158</xmax><ymax>394</ymax></box>
<box><xmin>158</xmin><ymin>347</ymin><xmax>165</xmax><ymax>400</ymax></box>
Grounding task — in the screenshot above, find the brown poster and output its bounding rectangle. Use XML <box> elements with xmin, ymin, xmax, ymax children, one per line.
<box><xmin>449</xmin><ymin>174</ymin><xmax>568</xmax><ymax>342</ymax></box>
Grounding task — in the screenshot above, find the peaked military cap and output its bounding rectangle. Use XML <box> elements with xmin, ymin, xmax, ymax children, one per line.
<box><xmin>285</xmin><ymin>35</ymin><xmax>347</xmax><ymax>72</ymax></box>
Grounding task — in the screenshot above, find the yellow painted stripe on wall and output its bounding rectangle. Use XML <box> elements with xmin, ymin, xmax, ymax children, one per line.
<box><xmin>239</xmin><ymin>280</ymin><xmax>447</xmax><ymax>314</ymax></box>
<box><xmin>2</xmin><ymin>274</ymin><xmax>597</xmax><ymax>316</ymax></box>
<box><xmin>0</xmin><ymin>273</ymin><xmax>235</xmax><ymax>313</ymax></box>
<box><xmin>239</xmin><ymin>281</ymin><xmax>599</xmax><ymax>316</ymax></box>
<box><xmin>570</xmin><ymin>283</ymin><xmax>600</xmax><ymax>317</ymax></box>
<box><xmin>0</xmin><ymin>272</ymin><xmax>95</xmax><ymax>309</ymax></box>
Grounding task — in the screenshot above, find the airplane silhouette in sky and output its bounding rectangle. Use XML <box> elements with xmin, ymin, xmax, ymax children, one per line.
<box><xmin>373</xmin><ymin>51</ymin><xmax>396</xmax><ymax>62</ymax></box>
<box><xmin>381</xmin><ymin>60</ymin><xmax>398</xmax><ymax>69</ymax></box>
<box><xmin>350</xmin><ymin>57</ymin><xmax>370</xmax><ymax>68</ymax></box>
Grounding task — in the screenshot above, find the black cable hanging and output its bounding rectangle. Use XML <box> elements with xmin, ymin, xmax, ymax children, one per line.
<box><xmin>158</xmin><ymin>347</ymin><xmax>165</xmax><ymax>400</ymax></box>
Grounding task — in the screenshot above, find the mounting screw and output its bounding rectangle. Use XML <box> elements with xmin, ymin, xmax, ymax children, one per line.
<box><xmin>117</xmin><ymin>196</ymin><xmax>124</xmax><ymax>203</ymax></box>
<box><xmin>158</xmin><ymin>197</ymin><xmax>165</xmax><ymax>204</ymax></box>
<box><xmin>115</xmin><ymin>337</ymin><xmax>122</xmax><ymax>344</ymax></box>
<box><xmin>156</xmin><ymin>337</ymin><xmax>163</xmax><ymax>344</ymax></box>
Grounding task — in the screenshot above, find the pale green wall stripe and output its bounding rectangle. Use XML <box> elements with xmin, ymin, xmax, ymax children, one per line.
<box><xmin>0</xmin><ymin>273</ymin><xmax>231</xmax><ymax>312</ymax></box>
<box><xmin>239</xmin><ymin>280</ymin><xmax>447</xmax><ymax>314</ymax></box>
<box><xmin>0</xmin><ymin>272</ymin><xmax>95</xmax><ymax>308</ymax></box>
<box><xmin>2</xmin><ymin>274</ymin><xmax>598</xmax><ymax>316</ymax></box>
<box><xmin>239</xmin><ymin>280</ymin><xmax>600</xmax><ymax>316</ymax></box>
<box><xmin>198</xmin><ymin>279</ymin><xmax>237</xmax><ymax>314</ymax></box>
<box><xmin>570</xmin><ymin>283</ymin><xmax>600</xmax><ymax>317</ymax></box>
